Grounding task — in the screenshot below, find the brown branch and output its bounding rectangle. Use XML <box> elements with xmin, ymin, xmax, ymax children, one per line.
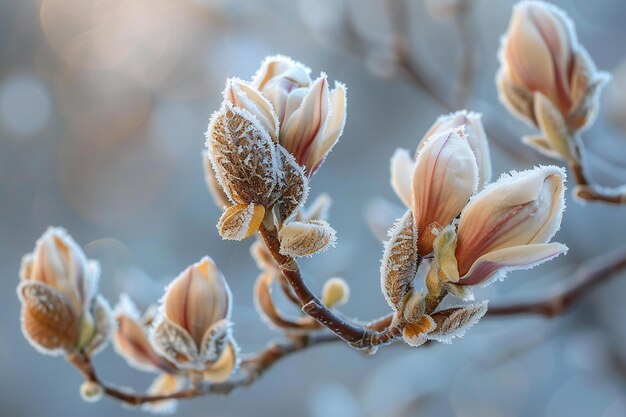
<box><xmin>67</xmin><ymin>332</ymin><xmax>340</xmax><ymax>406</ymax></box>
<box><xmin>487</xmin><ymin>247</ymin><xmax>626</xmax><ymax>317</ymax></box>
<box><xmin>570</xmin><ymin>160</ymin><xmax>626</xmax><ymax>204</ymax></box>
<box><xmin>258</xmin><ymin>223</ymin><xmax>405</xmax><ymax>350</ymax></box>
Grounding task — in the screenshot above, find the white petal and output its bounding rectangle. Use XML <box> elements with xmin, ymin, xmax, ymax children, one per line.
<box><xmin>389</xmin><ymin>148</ymin><xmax>413</xmax><ymax>208</ymax></box>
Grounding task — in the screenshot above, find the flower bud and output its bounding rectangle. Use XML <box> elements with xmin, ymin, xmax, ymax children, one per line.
<box><xmin>421</xmin><ymin>111</ymin><xmax>492</xmax><ymax>189</ymax></box>
<box><xmin>18</xmin><ymin>228</ymin><xmax>111</xmax><ymax>355</ymax></box>
<box><xmin>252</xmin><ymin>55</ymin><xmax>347</xmax><ymax>175</ymax></box>
<box><xmin>113</xmin><ymin>294</ymin><xmax>176</xmax><ymax>374</ymax></box>
<box><xmin>497</xmin><ymin>1</ymin><xmax>609</xmax><ymax>134</ymax></box>
<box><xmin>151</xmin><ymin>257</ymin><xmax>233</xmax><ymax>369</ymax></box>
<box><xmin>411</xmin><ymin>129</ymin><xmax>478</xmax><ymax>255</ymax></box>
<box><xmin>455</xmin><ymin>166</ymin><xmax>568</xmax><ymax>286</ymax></box>
<box><xmin>427</xmin><ymin>301</ymin><xmax>488</xmax><ymax>344</ymax></box>
<box><xmin>278</xmin><ymin>220</ymin><xmax>336</xmax><ymax>258</ymax></box>
<box><xmin>321</xmin><ymin>277</ymin><xmax>350</xmax><ymax>308</ymax></box>
<box><xmin>402</xmin><ymin>315</ymin><xmax>435</xmax><ymax>347</ymax></box>
<box><xmin>80</xmin><ymin>381</ymin><xmax>103</xmax><ymax>403</ymax></box>
<box><xmin>205</xmin><ymin>102</ymin><xmax>280</xmax><ymax>208</ymax></box>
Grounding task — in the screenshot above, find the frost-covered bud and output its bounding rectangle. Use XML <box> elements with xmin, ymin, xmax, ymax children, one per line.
<box><xmin>426</xmin><ymin>301</ymin><xmax>488</xmax><ymax>344</ymax></box>
<box><xmin>278</xmin><ymin>220</ymin><xmax>336</xmax><ymax>258</ymax></box>
<box><xmin>143</xmin><ymin>374</ymin><xmax>184</xmax><ymax>414</ymax></box>
<box><xmin>411</xmin><ymin>129</ymin><xmax>478</xmax><ymax>255</ymax></box>
<box><xmin>152</xmin><ymin>257</ymin><xmax>236</xmax><ymax>375</ymax></box>
<box><xmin>252</xmin><ymin>55</ymin><xmax>347</xmax><ymax>176</ymax></box>
<box><xmin>402</xmin><ymin>315</ymin><xmax>435</xmax><ymax>347</ymax></box>
<box><xmin>380</xmin><ymin>210</ymin><xmax>419</xmax><ymax>311</ymax></box>
<box><xmin>205</xmin><ymin>102</ymin><xmax>281</xmax><ymax>209</ymax></box>
<box><xmin>321</xmin><ymin>278</ymin><xmax>350</xmax><ymax>308</ymax></box>
<box><xmin>454</xmin><ymin>166</ymin><xmax>568</xmax><ymax>286</ymax></box>
<box><xmin>17</xmin><ymin>228</ymin><xmax>112</xmax><ymax>356</ymax></box>
<box><xmin>80</xmin><ymin>381</ymin><xmax>103</xmax><ymax>403</ymax></box>
<box><xmin>497</xmin><ymin>1</ymin><xmax>609</xmax><ymax>145</ymax></box>
<box><xmin>113</xmin><ymin>294</ymin><xmax>177</xmax><ymax>374</ymax></box>
<box><xmin>421</xmin><ymin>111</ymin><xmax>492</xmax><ymax>189</ymax></box>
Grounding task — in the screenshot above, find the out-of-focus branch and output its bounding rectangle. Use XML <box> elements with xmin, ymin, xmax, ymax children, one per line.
<box><xmin>570</xmin><ymin>160</ymin><xmax>626</xmax><ymax>204</ymax></box>
<box><xmin>454</xmin><ymin>0</ymin><xmax>477</xmax><ymax>107</ymax></box>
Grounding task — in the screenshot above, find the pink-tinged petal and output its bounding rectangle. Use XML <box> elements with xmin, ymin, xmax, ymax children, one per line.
<box><xmin>459</xmin><ymin>242</ymin><xmax>568</xmax><ymax>286</ymax></box>
<box><xmin>113</xmin><ymin>294</ymin><xmax>176</xmax><ymax>374</ymax></box>
<box><xmin>412</xmin><ymin>129</ymin><xmax>478</xmax><ymax>254</ymax></box>
<box><xmin>390</xmin><ymin>148</ymin><xmax>414</xmax><ymax>208</ymax></box>
<box><xmin>163</xmin><ymin>257</ymin><xmax>231</xmax><ymax>348</ymax></box>
<box><xmin>456</xmin><ymin>165</ymin><xmax>566</xmax><ymax>275</ymax></box>
<box><xmin>420</xmin><ymin>111</ymin><xmax>492</xmax><ymax>189</ymax></box>
<box><xmin>251</xmin><ymin>55</ymin><xmax>312</xmax><ymax>123</ymax></box>
<box><xmin>304</xmin><ymin>82</ymin><xmax>347</xmax><ymax>174</ymax></box>
<box><xmin>280</xmin><ymin>75</ymin><xmax>329</xmax><ymax>169</ymax></box>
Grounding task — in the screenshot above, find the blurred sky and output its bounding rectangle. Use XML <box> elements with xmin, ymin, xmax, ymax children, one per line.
<box><xmin>2</xmin><ymin>0</ymin><xmax>626</xmax><ymax>416</ymax></box>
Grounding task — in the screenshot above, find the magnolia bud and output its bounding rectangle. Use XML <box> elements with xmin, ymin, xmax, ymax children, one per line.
<box><xmin>497</xmin><ymin>1</ymin><xmax>609</xmax><ymax>137</ymax></box>
<box><xmin>278</xmin><ymin>220</ymin><xmax>336</xmax><ymax>258</ymax></box>
<box><xmin>411</xmin><ymin>129</ymin><xmax>478</xmax><ymax>255</ymax></box>
<box><xmin>223</xmin><ymin>78</ymin><xmax>279</xmax><ymax>141</ymax></box>
<box><xmin>18</xmin><ymin>228</ymin><xmax>110</xmax><ymax>356</ymax></box>
<box><xmin>455</xmin><ymin>166</ymin><xmax>568</xmax><ymax>286</ymax></box>
<box><xmin>152</xmin><ymin>257</ymin><xmax>233</xmax><ymax>369</ymax></box>
<box><xmin>321</xmin><ymin>278</ymin><xmax>350</xmax><ymax>308</ymax></box>
<box><xmin>274</xmin><ymin>144</ymin><xmax>309</xmax><ymax>222</ymax></box>
<box><xmin>80</xmin><ymin>381</ymin><xmax>103</xmax><ymax>403</ymax></box>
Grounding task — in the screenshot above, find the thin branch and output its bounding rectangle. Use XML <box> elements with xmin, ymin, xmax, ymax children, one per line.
<box><xmin>570</xmin><ymin>160</ymin><xmax>626</xmax><ymax>204</ymax></box>
<box><xmin>454</xmin><ymin>0</ymin><xmax>477</xmax><ymax>107</ymax></box>
<box><xmin>258</xmin><ymin>224</ymin><xmax>405</xmax><ymax>350</ymax></box>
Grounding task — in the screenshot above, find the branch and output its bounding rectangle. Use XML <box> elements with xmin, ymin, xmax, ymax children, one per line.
<box><xmin>258</xmin><ymin>224</ymin><xmax>405</xmax><ymax>350</ymax></box>
<box><xmin>570</xmin><ymin>160</ymin><xmax>626</xmax><ymax>204</ymax></box>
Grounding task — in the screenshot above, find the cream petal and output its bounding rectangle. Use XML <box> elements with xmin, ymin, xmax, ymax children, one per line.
<box><xmin>163</xmin><ymin>257</ymin><xmax>231</xmax><ymax>348</ymax></box>
<box><xmin>223</xmin><ymin>78</ymin><xmax>279</xmax><ymax>141</ymax></box>
<box><xmin>456</xmin><ymin>165</ymin><xmax>566</xmax><ymax>275</ymax></box>
<box><xmin>412</xmin><ymin>129</ymin><xmax>478</xmax><ymax>254</ymax></box>
<box><xmin>459</xmin><ymin>242</ymin><xmax>568</xmax><ymax>286</ymax></box>
<box><xmin>389</xmin><ymin>148</ymin><xmax>413</xmax><ymax>208</ymax></box>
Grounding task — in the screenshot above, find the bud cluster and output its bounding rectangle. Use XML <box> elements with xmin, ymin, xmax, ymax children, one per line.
<box><xmin>383</xmin><ymin>111</ymin><xmax>568</xmax><ymax>346</ymax></box>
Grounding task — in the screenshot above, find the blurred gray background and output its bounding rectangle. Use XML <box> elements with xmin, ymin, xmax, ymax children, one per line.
<box><xmin>2</xmin><ymin>0</ymin><xmax>626</xmax><ymax>416</ymax></box>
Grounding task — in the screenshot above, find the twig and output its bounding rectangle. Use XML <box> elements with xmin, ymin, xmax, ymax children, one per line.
<box><xmin>570</xmin><ymin>160</ymin><xmax>626</xmax><ymax>204</ymax></box>
<box><xmin>258</xmin><ymin>224</ymin><xmax>405</xmax><ymax>350</ymax></box>
<box><xmin>454</xmin><ymin>0</ymin><xmax>476</xmax><ymax>107</ymax></box>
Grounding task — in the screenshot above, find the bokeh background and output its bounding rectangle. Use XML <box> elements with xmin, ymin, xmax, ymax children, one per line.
<box><xmin>2</xmin><ymin>0</ymin><xmax>626</xmax><ymax>416</ymax></box>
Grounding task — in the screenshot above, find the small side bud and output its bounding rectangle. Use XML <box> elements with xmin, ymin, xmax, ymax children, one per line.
<box><xmin>321</xmin><ymin>278</ymin><xmax>350</xmax><ymax>308</ymax></box>
<box><xmin>217</xmin><ymin>203</ymin><xmax>265</xmax><ymax>241</ymax></box>
<box><xmin>380</xmin><ymin>210</ymin><xmax>419</xmax><ymax>311</ymax></box>
<box><xmin>80</xmin><ymin>381</ymin><xmax>103</xmax><ymax>403</ymax></box>
<box><xmin>278</xmin><ymin>220</ymin><xmax>336</xmax><ymax>257</ymax></box>
<box><xmin>428</xmin><ymin>301</ymin><xmax>488</xmax><ymax>344</ymax></box>
<box><xmin>533</xmin><ymin>93</ymin><xmax>578</xmax><ymax>161</ymax></box>
<box><xmin>402</xmin><ymin>290</ymin><xmax>426</xmax><ymax>324</ymax></box>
